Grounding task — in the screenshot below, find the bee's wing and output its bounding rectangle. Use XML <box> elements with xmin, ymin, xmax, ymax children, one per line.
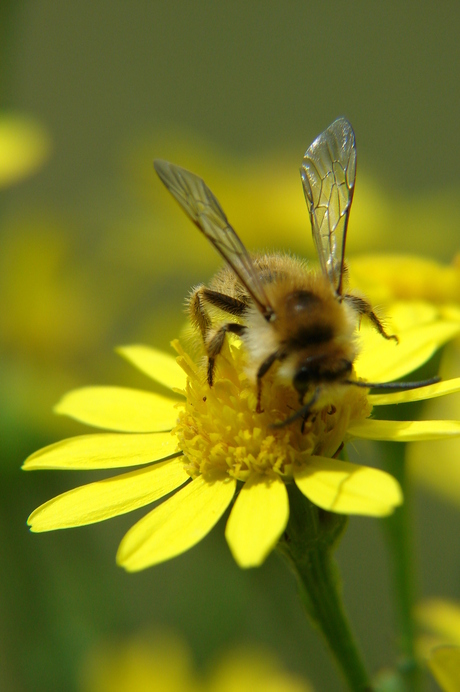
<box><xmin>154</xmin><ymin>160</ymin><xmax>273</xmax><ymax>317</ymax></box>
<box><xmin>300</xmin><ymin>117</ymin><xmax>356</xmax><ymax>296</ymax></box>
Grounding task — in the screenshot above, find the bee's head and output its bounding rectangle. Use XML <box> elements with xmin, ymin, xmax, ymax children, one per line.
<box><xmin>292</xmin><ymin>354</ymin><xmax>353</xmax><ymax>400</ymax></box>
<box><xmin>292</xmin><ymin>363</ymin><xmax>315</xmax><ymax>398</ymax></box>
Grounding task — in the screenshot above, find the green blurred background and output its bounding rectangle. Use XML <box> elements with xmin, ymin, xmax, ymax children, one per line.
<box><xmin>1</xmin><ymin>2</ymin><xmax>460</xmax><ymax>690</ymax></box>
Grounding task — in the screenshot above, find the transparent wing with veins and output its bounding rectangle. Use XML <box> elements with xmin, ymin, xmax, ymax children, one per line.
<box><xmin>154</xmin><ymin>160</ymin><xmax>273</xmax><ymax>317</ymax></box>
<box><xmin>300</xmin><ymin>117</ymin><xmax>357</xmax><ymax>296</ymax></box>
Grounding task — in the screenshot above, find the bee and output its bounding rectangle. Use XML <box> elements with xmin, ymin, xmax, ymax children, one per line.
<box><xmin>154</xmin><ymin>118</ymin><xmax>437</xmax><ymax>426</ymax></box>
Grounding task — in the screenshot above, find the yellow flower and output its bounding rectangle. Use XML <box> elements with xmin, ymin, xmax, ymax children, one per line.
<box><xmin>350</xmin><ymin>254</ymin><xmax>460</xmax><ymax>507</ymax></box>
<box><xmin>130</xmin><ymin>128</ymin><xmax>460</xmax><ymax>259</ymax></box>
<box><xmin>427</xmin><ymin>647</ymin><xmax>460</xmax><ymax>692</ymax></box>
<box><xmin>80</xmin><ymin>630</ymin><xmax>313</xmax><ymax>692</ymax></box>
<box><xmin>416</xmin><ymin>600</ymin><xmax>460</xmax><ymax>692</ymax></box>
<box><xmin>24</xmin><ymin>300</ymin><xmax>460</xmax><ymax>571</ymax></box>
<box><xmin>0</xmin><ymin>112</ymin><xmax>51</xmax><ymax>187</ymax></box>
<box><xmin>349</xmin><ymin>253</ymin><xmax>460</xmax><ymax>305</ymax></box>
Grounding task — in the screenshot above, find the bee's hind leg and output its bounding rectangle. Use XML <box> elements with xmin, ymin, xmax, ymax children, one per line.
<box><xmin>344</xmin><ymin>294</ymin><xmax>399</xmax><ymax>343</ymax></box>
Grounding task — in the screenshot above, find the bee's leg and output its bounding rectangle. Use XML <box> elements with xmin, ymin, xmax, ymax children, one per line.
<box><xmin>344</xmin><ymin>294</ymin><xmax>399</xmax><ymax>343</ymax></box>
<box><xmin>200</xmin><ymin>288</ymin><xmax>248</xmax><ymax>317</ymax></box>
<box><xmin>189</xmin><ymin>286</ymin><xmax>248</xmax><ymax>385</ymax></box>
<box><xmin>301</xmin><ymin>415</ymin><xmax>308</xmax><ymax>435</ymax></box>
<box><xmin>300</xmin><ymin>388</ymin><xmax>322</xmax><ymax>433</ymax></box>
<box><xmin>189</xmin><ymin>286</ymin><xmax>212</xmax><ymax>342</ymax></box>
<box><xmin>255</xmin><ymin>350</ymin><xmax>282</xmax><ymax>413</ymax></box>
<box><xmin>206</xmin><ymin>323</ymin><xmax>247</xmax><ymax>386</ymax></box>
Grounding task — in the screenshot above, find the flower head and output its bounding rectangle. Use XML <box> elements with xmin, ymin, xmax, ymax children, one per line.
<box><xmin>0</xmin><ymin>112</ymin><xmax>51</xmax><ymax>188</ymax></box>
<box><xmin>24</xmin><ymin>300</ymin><xmax>460</xmax><ymax>570</ymax></box>
<box><xmin>81</xmin><ymin>630</ymin><xmax>313</xmax><ymax>692</ymax></box>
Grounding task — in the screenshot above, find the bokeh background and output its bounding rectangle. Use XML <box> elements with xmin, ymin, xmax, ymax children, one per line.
<box><xmin>1</xmin><ymin>3</ymin><xmax>460</xmax><ymax>690</ymax></box>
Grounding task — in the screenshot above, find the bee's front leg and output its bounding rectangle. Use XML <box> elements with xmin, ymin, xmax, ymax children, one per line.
<box><xmin>206</xmin><ymin>323</ymin><xmax>247</xmax><ymax>386</ymax></box>
<box><xmin>255</xmin><ymin>350</ymin><xmax>285</xmax><ymax>413</ymax></box>
<box><xmin>189</xmin><ymin>286</ymin><xmax>248</xmax><ymax>386</ymax></box>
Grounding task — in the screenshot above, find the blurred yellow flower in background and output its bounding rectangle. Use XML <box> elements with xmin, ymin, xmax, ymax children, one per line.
<box><xmin>416</xmin><ymin>599</ymin><xmax>460</xmax><ymax>654</ymax></box>
<box><xmin>351</xmin><ymin>254</ymin><xmax>460</xmax><ymax>508</ymax></box>
<box><xmin>416</xmin><ymin>599</ymin><xmax>460</xmax><ymax>692</ymax></box>
<box><xmin>128</xmin><ymin>129</ymin><xmax>460</xmax><ymax>261</ymax></box>
<box><xmin>80</xmin><ymin>630</ymin><xmax>313</xmax><ymax>692</ymax></box>
<box><xmin>80</xmin><ymin>631</ymin><xmax>198</xmax><ymax>692</ymax></box>
<box><xmin>350</xmin><ymin>254</ymin><xmax>460</xmax><ymax>306</ymax></box>
<box><xmin>0</xmin><ymin>112</ymin><xmax>51</xmax><ymax>188</ymax></box>
<box><xmin>427</xmin><ymin>647</ymin><xmax>460</xmax><ymax>692</ymax></box>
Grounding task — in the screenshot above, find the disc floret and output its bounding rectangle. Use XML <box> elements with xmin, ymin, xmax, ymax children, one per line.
<box><xmin>173</xmin><ymin>339</ymin><xmax>372</xmax><ymax>483</ymax></box>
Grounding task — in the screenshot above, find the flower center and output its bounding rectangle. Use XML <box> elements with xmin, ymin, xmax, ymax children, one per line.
<box><xmin>172</xmin><ymin>339</ymin><xmax>372</xmax><ymax>483</ymax></box>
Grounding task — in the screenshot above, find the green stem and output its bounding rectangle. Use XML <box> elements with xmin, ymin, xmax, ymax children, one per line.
<box><xmin>278</xmin><ymin>484</ymin><xmax>373</xmax><ymax>692</ymax></box>
<box><xmin>383</xmin><ymin>442</ymin><xmax>422</xmax><ymax>692</ymax></box>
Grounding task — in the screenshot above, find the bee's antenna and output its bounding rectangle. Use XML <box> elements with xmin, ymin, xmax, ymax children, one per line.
<box><xmin>343</xmin><ymin>376</ymin><xmax>441</xmax><ymax>391</ymax></box>
<box><xmin>270</xmin><ymin>376</ymin><xmax>441</xmax><ymax>430</ymax></box>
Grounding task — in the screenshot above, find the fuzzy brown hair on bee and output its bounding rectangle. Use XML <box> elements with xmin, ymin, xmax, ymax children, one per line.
<box><xmin>154</xmin><ymin>118</ymin><xmax>439</xmax><ymax>427</ymax></box>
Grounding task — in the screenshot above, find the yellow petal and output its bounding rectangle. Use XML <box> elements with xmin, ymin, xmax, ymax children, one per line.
<box><xmin>348</xmin><ymin>419</ymin><xmax>460</xmax><ymax>441</ymax></box>
<box><xmin>54</xmin><ymin>387</ymin><xmax>180</xmax><ymax>432</ymax></box>
<box><xmin>22</xmin><ymin>432</ymin><xmax>179</xmax><ymax>470</ymax></box>
<box><xmin>294</xmin><ymin>456</ymin><xmax>402</xmax><ymax>516</ymax></box>
<box><xmin>117</xmin><ymin>473</ymin><xmax>236</xmax><ymax>571</ymax></box>
<box><xmin>428</xmin><ymin>646</ymin><xmax>460</xmax><ymax>692</ymax></box>
<box><xmin>27</xmin><ymin>458</ymin><xmax>189</xmax><ymax>531</ymax></box>
<box><xmin>356</xmin><ymin>320</ymin><xmax>460</xmax><ymax>382</ymax></box>
<box><xmin>390</xmin><ymin>301</ymin><xmax>440</xmax><ymax>330</ymax></box>
<box><xmin>225</xmin><ymin>474</ymin><xmax>289</xmax><ymax>568</ymax></box>
<box><xmin>117</xmin><ymin>345</ymin><xmax>186</xmax><ymax>391</ymax></box>
<box><xmin>368</xmin><ymin>377</ymin><xmax>460</xmax><ymax>406</ymax></box>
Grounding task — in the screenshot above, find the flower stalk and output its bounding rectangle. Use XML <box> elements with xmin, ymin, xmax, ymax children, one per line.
<box><xmin>383</xmin><ymin>441</ymin><xmax>422</xmax><ymax>692</ymax></box>
<box><xmin>277</xmin><ymin>483</ymin><xmax>372</xmax><ymax>692</ymax></box>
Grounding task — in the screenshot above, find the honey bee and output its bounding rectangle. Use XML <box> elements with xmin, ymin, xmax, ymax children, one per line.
<box><xmin>154</xmin><ymin>118</ymin><xmax>437</xmax><ymax>426</ymax></box>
